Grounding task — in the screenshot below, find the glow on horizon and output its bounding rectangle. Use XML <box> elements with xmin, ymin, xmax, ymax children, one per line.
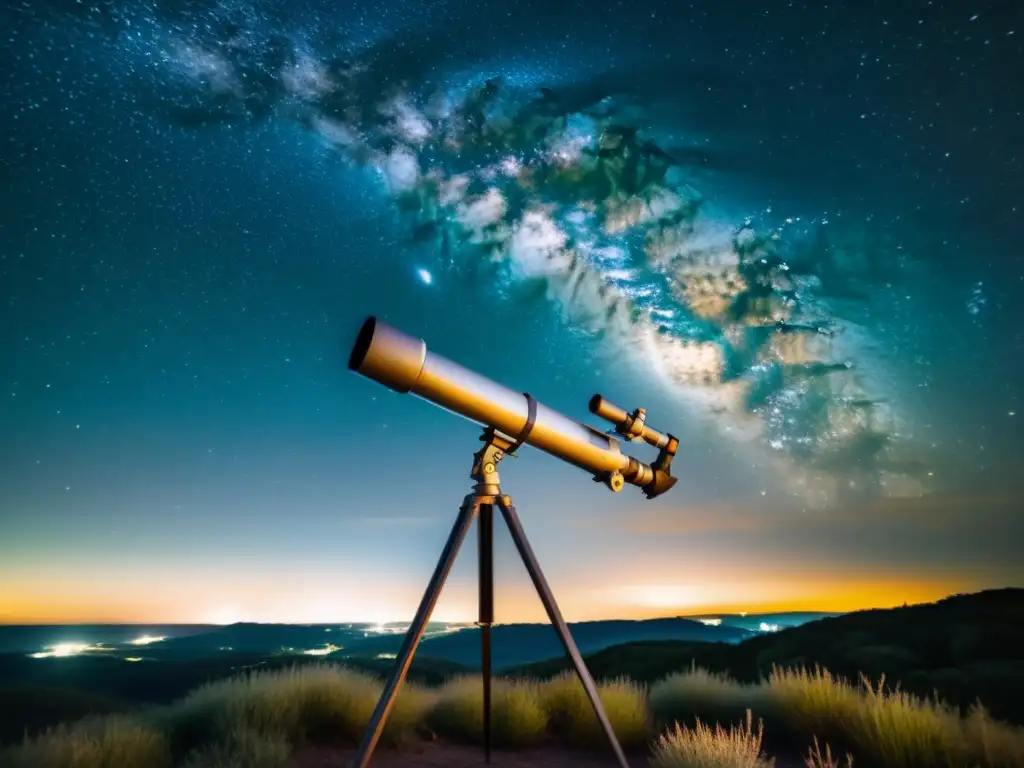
<box><xmin>0</xmin><ymin>569</ymin><xmax>1001</xmax><ymax>625</ymax></box>
<box><xmin>0</xmin><ymin>581</ymin><xmax>974</xmax><ymax>626</ymax></box>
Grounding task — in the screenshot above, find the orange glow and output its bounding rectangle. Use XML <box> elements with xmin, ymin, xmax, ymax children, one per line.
<box><xmin>0</xmin><ymin>567</ymin><xmax>998</xmax><ymax>625</ymax></box>
<box><xmin>3</xmin><ymin>490</ymin><xmax>1018</xmax><ymax>625</ymax></box>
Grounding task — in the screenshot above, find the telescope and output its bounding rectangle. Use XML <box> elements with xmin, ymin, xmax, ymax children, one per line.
<box><xmin>346</xmin><ymin>316</ymin><xmax>681</xmax><ymax>768</ymax></box>
<box><xmin>348</xmin><ymin>316</ymin><xmax>679</xmax><ymax>497</ymax></box>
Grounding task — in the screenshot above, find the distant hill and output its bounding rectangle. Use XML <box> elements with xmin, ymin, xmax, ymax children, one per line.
<box><xmin>510</xmin><ymin>589</ymin><xmax>1024</xmax><ymax>725</ymax></box>
<box><xmin>339</xmin><ymin>617</ymin><xmax>754</xmax><ymax>669</ymax></box>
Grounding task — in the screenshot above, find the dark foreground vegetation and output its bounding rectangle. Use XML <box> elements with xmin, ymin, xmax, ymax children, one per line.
<box><xmin>2</xmin><ymin>589</ymin><xmax>1022</xmax><ymax>767</ymax></box>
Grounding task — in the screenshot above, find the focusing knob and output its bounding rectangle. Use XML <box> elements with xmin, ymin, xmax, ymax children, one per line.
<box><xmin>606</xmin><ymin>472</ymin><xmax>625</xmax><ymax>492</ymax></box>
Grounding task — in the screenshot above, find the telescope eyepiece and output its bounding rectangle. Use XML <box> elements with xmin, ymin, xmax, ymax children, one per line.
<box><xmin>590</xmin><ymin>393</ymin><xmax>671</xmax><ymax>451</ymax></box>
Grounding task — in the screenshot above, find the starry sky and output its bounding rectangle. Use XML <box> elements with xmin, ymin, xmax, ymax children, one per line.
<box><xmin>1</xmin><ymin>0</ymin><xmax>1023</xmax><ymax>625</ymax></box>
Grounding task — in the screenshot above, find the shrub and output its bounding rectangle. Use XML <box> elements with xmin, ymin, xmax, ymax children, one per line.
<box><xmin>539</xmin><ymin>672</ymin><xmax>650</xmax><ymax>750</ymax></box>
<box><xmin>650</xmin><ymin>666</ymin><xmax>774</xmax><ymax>732</ymax></box>
<box><xmin>426</xmin><ymin>676</ymin><xmax>547</xmax><ymax>748</ymax></box>
<box><xmin>766</xmin><ymin>666</ymin><xmax>860</xmax><ymax>750</ymax></box>
<box><xmin>161</xmin><ymin>663</ymin><xmax>432</xmax><ymax>758</ymax></box>
<box><xmin>768</xmin><ymin>666</ymin><xmax>1024</xmax><ymax>768</ymax></box>
<box><xmin>851</xmin><ymin>674</ymin><xmax>963</xmax><ymax>767</ymax></box>
<box><xmin>962</xmin><ymin>702</ymin><xmax>1024</xmax><ymax>767</ymax></box>
<box><xmin>650</xmin><ymin>710</ymin><xmax>774</xmax><ymax>768</ymax></box>
<box><xmin>180</xmin><ymin>725</ymin><xmax>291</xmax><ymax>768</ymax></box>
<box><xmin>1</xmin><ymin>715</ymin><xmax>171</xmax><ymax>768</ymax></box>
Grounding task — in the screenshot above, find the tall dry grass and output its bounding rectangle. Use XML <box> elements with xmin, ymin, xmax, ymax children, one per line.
<box><xmin>650</xmin><ymin>710</ymin><xmax>774</xmax><ymax>768</ymax></box>
<box><xmin>650</xmin><ymin>665</ymin><xmax>775</xmax><ymax>731</ymax></box>
<box><xmin>803</xmin><ymin>737</ymin><xmax>854</xmax><ymax>768</ymax></box>
<box><xmin>160</xmin><ymin>663</ymin><xmax>432</xmax><ymax>757</ymax></box>
<box><xmin>2</xmin><ymin>715</ymin><xmax>171</xmax><ymax>768</ymax></box>
<box><xmin>426</xmin><ymin>675</ymin><xmax>548</xmax><ymax>747</ymax></box>
<box><xmin>178</xmin><ymin>724</ymin><xmax>291</xmax><ymax>768</ymax></box>
<box><xmin>768</xmin><ymin>666</ymin><xmax>1024</xmax><ymax>768</ymax></box>
<box><xmin>538</xmin><ymin>671</ymin><xmax>651</xmax><ymax>749</ymax></box>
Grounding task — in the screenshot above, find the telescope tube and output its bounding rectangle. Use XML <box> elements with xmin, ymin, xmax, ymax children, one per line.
<box><xmin>348</xmin><ymin>317</ymin><xmax>659</xmax><ymax>493</ymax></box>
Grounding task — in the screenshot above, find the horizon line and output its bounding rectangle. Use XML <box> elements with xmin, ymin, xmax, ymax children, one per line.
<box><xmin>3</xmin><ymin>587</ymin><xmax>1016</xmax><ymax>627</ymax></box>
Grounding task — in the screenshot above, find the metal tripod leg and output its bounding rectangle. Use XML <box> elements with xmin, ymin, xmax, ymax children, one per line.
<box><xmin>496</xmin><ymin>496</ymin><xmax>632</xmax><ymax>768</ymax></box>
<box><xmin>479</xmin><ymin>505</ymin><xmax>495</xmax><ymax>765</ymax></box>
<box><xmin>478</xmin><ymin>502</ymin><xmax>494</xmax><ymax>763</ymax></box>
<box><xmin>349</xmin><ymin>495</ymin><xmax>481</xmax><ymax>768</ymax></box>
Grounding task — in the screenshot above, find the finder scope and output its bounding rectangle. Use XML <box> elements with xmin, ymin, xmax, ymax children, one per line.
<box><xmin>348</xmin><ymin>316</ymin><xmax>678</xmax><ymax>498</ymax></box>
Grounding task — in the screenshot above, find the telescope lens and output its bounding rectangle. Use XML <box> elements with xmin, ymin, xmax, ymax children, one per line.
<box><xmin>349</xmin><ymin>316</ymin><xmax>378</xmax><ymax>372</ymax></box>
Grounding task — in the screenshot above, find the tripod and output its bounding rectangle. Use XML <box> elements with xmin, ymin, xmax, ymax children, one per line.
<box><xmin>349</xmin><ymin>427</ymin><xmax>632</xmax><ymax>768</ymax></box>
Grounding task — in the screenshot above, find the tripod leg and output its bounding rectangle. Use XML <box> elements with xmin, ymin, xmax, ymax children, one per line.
<box><xmin>496</xmin><ymin>497</ymin><xmax>632</xmax><ymax>768</ymax></box>
<box><xmin>478</xmin><ymin>503</ymin><xmax>494</xmax><ymax>763</ymax></box>
<box><xmin>349</xmin><ymin>495</ymin><xmax>481</xmax><ymax>768</ymax></box>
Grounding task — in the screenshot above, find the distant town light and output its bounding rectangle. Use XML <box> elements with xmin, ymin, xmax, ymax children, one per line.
<box><xmin>129</xmin><ymin>635</ymin><xmax>166</xmax><ymax>646</ymax></box>
<box><xmin>302</xmin><ymin>643</ymin><xmax>341</xmax><ymax>656</ymax></box>
<box><xmin>28</xmin><ymin>642</ymin><xmax>108</xmax><ymax>659</ymax></box>
<box><xmin>758</xmin><ymin>622</ymin><xmax>780</xmax><ymax>633</ymax></box>
<box><xmin>697</xmin><ymin>618</ymin><xmax>722</xmax><ymax>627</ymax></box>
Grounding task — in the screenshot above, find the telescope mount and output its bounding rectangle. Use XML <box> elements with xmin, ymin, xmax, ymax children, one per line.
<box><xmin>349</xmin><ymin>426</ymin><xmax>633</xmax><ymax>768</ymax></box>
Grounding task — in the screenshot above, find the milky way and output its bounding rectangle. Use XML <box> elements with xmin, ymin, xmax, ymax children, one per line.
<box><xmin>6</xmin><ymin>0</ymin><xmax>1023</xmax><ymax>511</ymax></box>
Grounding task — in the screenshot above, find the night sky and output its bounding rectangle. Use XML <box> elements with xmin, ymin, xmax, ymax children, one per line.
<box><xmin>2</xmin><ymin>0</ymin><xmax>1023</xmax><ymax>626</ymax></box>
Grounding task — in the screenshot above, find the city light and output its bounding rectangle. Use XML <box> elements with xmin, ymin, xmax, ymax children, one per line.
<box><xmin>302</xmin><ymin>643</ymin><xmax>341</xmax><ymax>656</ymax></box>
<box><xmin>28</xmin><ymin>642</ymin><xmax>109</xmax><ymax>659</ymax></box>
<box><xmin>129</xmin><ymin>635</ymin><xmax>166</xmax><ymax>646</ymax></box>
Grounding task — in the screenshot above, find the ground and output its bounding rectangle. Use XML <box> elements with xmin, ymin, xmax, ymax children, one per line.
<box><xmin>294</xmin><ymin>743</ymin><xmax>646</xmax><ymax>767</ymax></box>
<box><xmin>293</xmin><ymin>742</ymin><xmax>807</xmax><ymax>767</ymax></box>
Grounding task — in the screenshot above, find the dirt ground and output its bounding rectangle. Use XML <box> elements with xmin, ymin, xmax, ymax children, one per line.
<box><xmin>294</xmin><ymin>742</ymin><xmax>649</xmax><ymax>767</ymax></box>
<box><xmin>293</xmin><ymin>741</ymin><xmax>807</xmax><ymax>767</ymax></box>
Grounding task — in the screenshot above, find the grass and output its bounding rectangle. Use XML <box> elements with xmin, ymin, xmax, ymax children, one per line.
<box><xmin>650</xmin><ymin>665</ymin><xmax>775</xmax><ymax>732</ymax></box>
<box><xmin>803</xmin><ymin>737</ymin><xmax>854</xmax><ymax>768</ymax></box>
<box><xmin>538</xmin><ymin>671</ymin><xmax>651</xmax><ymax>749</ymax></box>
<box><xmin>2</xmin><ymin>715</ymin><xmax>172</xmax><ymax>768</ymax></box>
<box><xmin>427</xmin><ymin>675</ymin><xmax>548</xmax><ymax>747</ymax></box>
<box><xmin>158</xmin><ymin>663</ymin><xmax>433</xmax><ymax>757</ymax></box>
<box><xmin>650</xmin><ymin>710</ymin><xmax>774</xmax><ymax>768</ymax></box>
<box><xmin>3</xmin><ymin>662</ymin><xmax>1024</xmax><ymax>767</ymax></box>
<box><xmin>178</xmin><ymin>725</ymin><xmax>291</xmax><ymax>768</ymax></box>
<box><xmin>767</xmin><ymin>666</ymin><xmax>1024</xmax><ymax>768</ymax></box>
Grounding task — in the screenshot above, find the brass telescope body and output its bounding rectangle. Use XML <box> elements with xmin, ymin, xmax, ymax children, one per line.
<box><xmin>348</xmin><ymin>317</ymin><xmax>678</xmax><ymax>498</ymax></box>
